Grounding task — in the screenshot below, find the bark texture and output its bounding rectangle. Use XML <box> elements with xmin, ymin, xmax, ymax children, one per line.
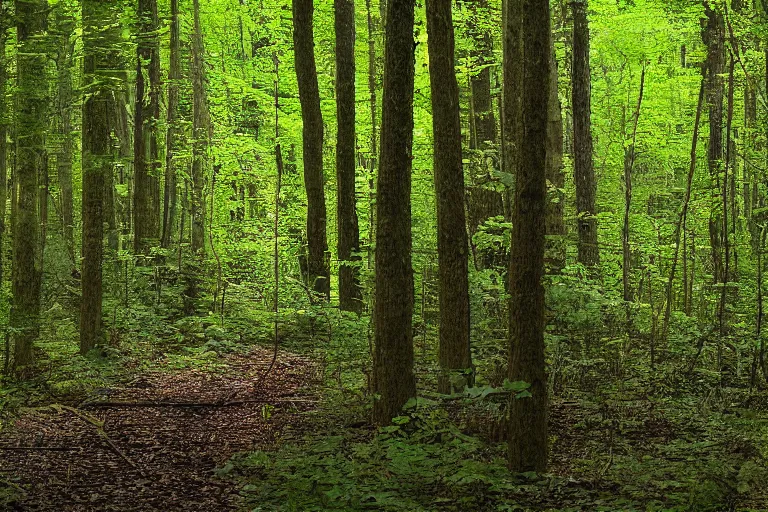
<box><xmin>191</xmin><ymin>0</ymin><xmax>210</xmax><ymax>256</ymax></box>
<box><xmin>373</xmin><ymin>0</ymin><xmax>416</xmax><ymax>425</ymax></box>
<box><xmin>704</xmin><ymin>3</ymin><xmax>724</xmax><ymax>285</ymax></box>
<box><xmin>426</xmin><ymin>0</ymin><xmax>472</xmax><ymax>393</ymax></box>
<box><xmin>293</xmin><ymin>0</ymin><xmax>330</xmax><ymax>299</ymax></box>
<box><xmin>81</xmin><ymin>0</ymin><xmax>119</xmax><ymax>353</ymax></box>
<box><xmin>507</xmin><ymin>0</ymin><xmax>550</xmax><ymax>472</ymax></box>
<box><xmin>133</xmin><ymin>0</ymin><xmax>162</xmax><ymax>253</ymax></box>
<box><xmin>335</xmin><ymin>0</ymin><xmax>362</xmax><ymax>313</ymax></box>
<box><xmin>12</xmin><ymin>0</ymin><xmax>48</xmax><ymax>368</ymax></box>
<box><xmin>572</xmin><ymin>0</ymin><xmax>599</xmax><ymax>267</ymax></box>
<box><xmin>545</xmin><ymin>40</ymin><xmax>565</xmax><ymax>272</ymax></box>
<box><xmin>161</xmin><ymin>0</ymin><xmax>181</xmax><ymax>249</ymax></box>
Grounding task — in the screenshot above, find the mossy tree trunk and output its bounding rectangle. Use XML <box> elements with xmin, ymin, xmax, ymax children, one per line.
<box><xmin>426</xmin><ymin>0</ymin><xmax>472</xmax><ymax>393</ymax></box>
<box><xmin>507</xmin><ymin>0</ymin><xmax>550</xmax><ymax>473</ymax></box>
<box><xmin>572</xmin><ymin>0</ymin><xmax>599</xmax><ymax>267</ymax></box>
<box><xmin>335</xmin><ymin>0</ymin><xmax>362</xmax><ymax>313</ymax></box>
<box><xmin>81</xmin><ymin>0</ymin><xmax>121</xmax><ymax>354</ymax></box>
<box><xmin>293</xmin><ymin>0</ymin><xmax>330</xmax><ymax>299</ymax></box>
<box><xmin>373</xmin><ymin>0</ymin><xmax>417</xmax><ymax>425</ymax></box>
<box><xmin>12</xmin><ymin>0</ymin><xmax>48</xmax><ymax>369</ymax></box>
<box><xmin>133</xmin><ymin>0</ymin><xmax>162</xmax><ymax>253</ymax></box>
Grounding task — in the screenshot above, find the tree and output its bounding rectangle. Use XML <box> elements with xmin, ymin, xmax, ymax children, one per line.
<box><xmin>81</xmin><ymin>0</ymin><xmax>120</xmax><ymax>353</ymax></box>
<box><xmin>134</xmin><ymin>0</ymin><xmax>162</xmax><ymax>253</ymax></box>
<box><xmin>191</xmin><ymin>0</ymin><xmax>210</xmax><ymax>256</ymax></box>
<box><xmin>373</xmin><ymin>0</ymin><xmax>417</xmax><ymax>425</ymax></box>
<box><xmin>11</xmin><ymin>0</ymin><xmax>48</xmax><ymax>369</ymax></box>
<box><xmin>507</xmin><ymin>0</ymin><xmax>550</xmax><ymax>472</ymax></box>
<box><xmin>293</xmin><ymin>0</ymin><xmax>330</xmax><ymax>299</ymax></box>
<box><xmin>466</xmin><ymin>0</ymin><xmax>505</xmax><ymax>269</ymax></box>
<box><xmin>335</xmin><ymin>0</ymin><xmax>362</xmax><ymax>313</ymax></box>
<box><xmin>161</xmin><ymin>0</ymin><xmax>181</xmax><ymax>249</ymax></box>
<box><xmin>0</xmin><ymin>0</ymin><xmax>9</xmax><ymax>315</ymax></box>
<box><xmin>426</xmin><ymin>0</ymin><xmax>471</xmax><ymax>393</ymax></box>
<box><xmin>53</xmin><ymin>2</ymin><xmax>77</xmax><ymax>267</ymax></box>
<box><xmin>545</xmin><ymin>40</ymin><xmax>565</xmax><ymax>272</ymax></box>
<box><xmin>572</xmin><ymin>0</ymin><xmax>599</xmax><ymax>267</ymax></box>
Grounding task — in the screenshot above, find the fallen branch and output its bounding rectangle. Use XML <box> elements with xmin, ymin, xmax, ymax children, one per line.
<box><xmin>50</xmin><ymin>404</ymin><xmax>144</xmax><ymax>476</ymax></box>
<box><xmin>0</xmin><ymin>446</ymin><xmax>79</xmax><ymax>452</ymax></box>
<box><xmin>81</xmin><ymin>396</ymin><xmax>316</xmax><ymax>409</ymax></box>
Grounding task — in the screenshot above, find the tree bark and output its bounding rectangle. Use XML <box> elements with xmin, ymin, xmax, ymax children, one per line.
<box><xmin>133</xmin><ymin>0</ymin><xmax>162</xmax><ymax>253</ymax></box>
<box><xmin>81</xmin><ymin>0</ymin><xmax>120</xmax><ymax>353</ymax></box>
<box><xmin>704</xmin><ymin>3</ymin><xmax>724</xmax><ymax>285</ymax></box>
<box><xmin>335</xmin><ymin>0</ymin><xmax>362</xmax><ymax>313</ymax></box>
<box><xmin>191</xmin><ymin>0</ymin><xmax>209</xmax><ymax>256</ymax></box>
<box><xmin>54</xmin><ymin>4</ymin><xmax>76</xmax><ymax>267</ymax></box>
<box><xmin>0</xmin><ymin>2</ymin><xmax>8</xmax><ymax>309</ymax></box>
<box><xmin>12</xmin><ymin>0</ymin><xmax>48</xmax><ymax>369</ymax></box>
<box><xmin>507</xmin><ymin>0</ymin><xmax>550</xmax><ymax>473</ymax></box>
<box><xmin>293</xmin><ymin>0</ymin><xmax>330</xmax><ymax>299</ymax></box>
<box><xmin>545</xmin><ymin>39</ymin><xmax>565</xmax><ymax>272</ymax></box>
<box><xmin>466</xmin><ymin>0</ymin><xmax>505</xmax><ymax>270</ymax></box>
<box><xmin>161</xmin><ymin>0</ymin><xmax>181</xmax><ymax>249</ymax></box>
<box><xmin>426</xmin><ymin>0</ymin><xmax>472</xmax><ymax>394</ymax></box>
<box><xmin>373</xmin><ymin>0</ymin><xmax>416</xmax><ymax>425</ymax></box>
<box><xmin>572</xmin><ymin>0</ymin><xmax>599</xmax><ymax>267</ymax></box>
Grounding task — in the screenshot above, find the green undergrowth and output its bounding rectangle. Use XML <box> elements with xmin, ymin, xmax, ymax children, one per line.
<box><xmin>224</xmin><ymin>381</ymin><xmax>768</xmax><ymax>512</ymax></box>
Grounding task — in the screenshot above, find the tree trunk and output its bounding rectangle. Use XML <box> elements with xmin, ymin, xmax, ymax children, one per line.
<box><xmin>12</xmin><ymin>0</ymin><xmax>48</xmax><ymax>369</ymax></box>
<box><xmin>572</xmin><ymin>0</ymin><xmax>599</xmax><ymax>267</ymax></box>
<box><xmin>81</xmin><ymin>0</ymin><xmax>119</xmax><ymax>353</ymax></box>
<box><xmin>54</xmin><ymin>5</ymin><xmax>76</xmax><ymax>267</ymax></box>
<box><xmin>507</xmin><ymin>0</ymin><xmax>550</xmax><ymax>473</ymax></box>
<box><xmin>466</xmin><ymin>0</ymin><xmax>505</xmax><ymax>270</ymax></box>
<box><xmin>545</xmin><ymin>39</ymin><xmax>565</xmax><ymax>272</ymax></box>
<box><xmin>191</xmin><ymin>0</ymin><xmax>209</xmax><ymax>256</ymax></box>
<box><xmin>293</xmin><ymin>0</ymin><xmax>330</xmax><ymax>299</ymax></box>
<box><xmin>133</xmin><ymin>0</ymin><xmax>161</xmax><ymax>253</ymax></box>
<box><xmin>161</xmin><ymin>0</ymin><xmax>181</xmax><ymax>249</ymax></box>
<box><xmin>0</xmin><ymin>2</ymin><xmax>8</xmax><ymax>308</ymax></box>
<box><xmin>704</xmin><ymin>3</ymin><xmax>724</xmax><ymax>285</ymax></box>
<box><xmin>335</xmin><ymin>0</ymin><xmax>362</xmax><ymax>313</ymax></box>
<box><xmin>373</xmin><ymin>0</ymin><xmax>416</xmax><ymax>425</ymax></box>
<box><xmin>426</xmin><ymin>0</ymin><xmax>472</xmax><ymax>394</ymax></box>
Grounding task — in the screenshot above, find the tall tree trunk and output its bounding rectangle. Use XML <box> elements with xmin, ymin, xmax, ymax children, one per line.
<box><xmin>54</xmin><ymin>5</ymin><xmax>76</xmax><ymax>267</ymax></box>
<box><xmin>545</xmin><ymin>39</ymin><xmax>565</xmax><ymax>272</ymax></box>
<box><xmin>572</xmin><ymin>0</ymin><xmax>599</xmax><ymax>267</ymax></box>
<box><xmin>293</xmin><ymin>0</ymin><xmax>330</xmax><ymax>299</ymax></box>
<box><xmin>466</xmin><ymin>0</ymin><xmax>505</xmax><ymax>270</ymax></box>
<box><xmin>134</xmin><ymin>0</ymin><xmax>161</xmax><ymax>253</ymax></box>
<box><xmin>12</xmin><ymin>0</ymin><xmax>48</xmax><ymax>369</ymax></box>
<box><xmin>365</xmin><ymin>0</ymin><xmax>378</xmax><ymax>272</ymax></box>
<box><xmin>373</xmin><ymin>0</ymin><xmax>416</xmax><ymax>425</ymax></box>
<box><xmin>508</xmin><ymin>0</ymin><xmax>550</xmax><ymax>473</ymax></box>
<box><xmin>0</xmin><ymin>1</ymin><xmax>8</xmax><ymax>309</ymax></box>
<box><xmin>704</xmin><ymin>3</ymin><xmax>724</xmax><ymax>285</ymax></box>
<box><xmin>191</xmin><ymin>0</ymin><xmax>209</xmax><ymax>256</ymax></box>
<box><xmin>426</xmin><ymin>0</ymin><xmax>472</xmax><ymax>394</ymax></box>
<box><xmin>81</xmin><ymin>0</ymin><xmax>119</xmax><ymax>353</ymax></box>
<box><xmin>161</xmin><ymin>0</ymin><xmax>181</xmax><ymax>249</ymax></box>
<box><xmin>335</xmin><ymin>0</ymin><xmax>362</xmax><ymax>313</ymax></box>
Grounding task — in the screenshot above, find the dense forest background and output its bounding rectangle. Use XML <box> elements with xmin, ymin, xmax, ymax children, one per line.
<box><xmin>1</xmin><ymin>0</ymin><xmax>768</xmax><ymax>510</ymax></box>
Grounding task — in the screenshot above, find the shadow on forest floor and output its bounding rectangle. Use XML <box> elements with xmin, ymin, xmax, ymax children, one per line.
<box><xmin>0</xmin><ymin>348</ymin><xmax>317</xmax><ymax>511</ymax></box>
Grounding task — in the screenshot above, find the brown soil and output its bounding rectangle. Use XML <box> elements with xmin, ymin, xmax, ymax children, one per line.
<box><xmin>1</xmin><ymin>349</ymin><xmax>316</xmax><ymax>511</ymax></box>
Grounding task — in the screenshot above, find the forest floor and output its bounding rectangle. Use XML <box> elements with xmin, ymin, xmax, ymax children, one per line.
<box><xmin>0</xmin><ymin>347</ymin><xmax>317</xmax><ymax>511</ymax></box>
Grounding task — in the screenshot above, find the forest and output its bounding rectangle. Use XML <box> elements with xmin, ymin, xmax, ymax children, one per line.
<box><xmin>1</xmin><ymin>0</ymin><xmax>768</xmax><ymax>510</ymax></box>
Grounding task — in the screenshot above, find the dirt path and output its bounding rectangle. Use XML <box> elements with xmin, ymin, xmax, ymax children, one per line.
<box><xmin>1</xmin><ymin>349</ymin><xmax>316</xmax><ymax>511</ymax></box>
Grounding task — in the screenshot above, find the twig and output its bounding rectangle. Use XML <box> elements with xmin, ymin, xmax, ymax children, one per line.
<box><xmin>50</xmin><ymin>404</ymin><xmax>144</xmax><ymax>475</ymax></box>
